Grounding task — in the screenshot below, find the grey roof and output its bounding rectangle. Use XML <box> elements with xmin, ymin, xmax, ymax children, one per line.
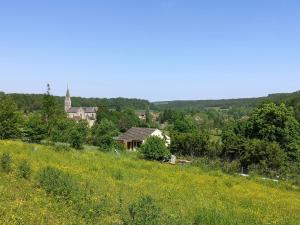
<box><xmin>116</xmin><ymin>127</ymin><xmax>157</xmax><ymax>142</ymax></box>
<box><xmin>67</xmin><ymin>107</ymin><xmax>97</xmax><ymax>113</ymax></box>
<box><xmin>82</xmin><ymin>107</ymin><xmax>97</xmax><ymax>113</ymax></box>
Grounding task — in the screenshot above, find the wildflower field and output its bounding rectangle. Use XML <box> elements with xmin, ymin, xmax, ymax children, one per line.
<box><xmin>0</xmin><ymin>140</ymin><xmax>299</xmax><ymax>225</ymax></box>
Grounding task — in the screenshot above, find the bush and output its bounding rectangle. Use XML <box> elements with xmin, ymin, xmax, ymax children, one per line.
<box><xmin>69</xmin><ymin>121</ymin><xmax>88</xmax><ymax>150</ymax></box>
<box><xmin>140</xmin><ymin>136</ymin><xmax>170</xmax><ymax>161</ymax></box>
<box><xmin>1</xmin><ymin>153</ymin><xmax>12</xmax><ymax>173</ymax></box>
<box><xmin>18</xmin><ymin>160</ymin><xmax>32</xmax><ymax>179</ymax></box>
<box><xmin>221</xmin><ymin>160</ymin><xmax>241</xmax><ymax>175</ymax></box>
<box><xmin>171</xmin><ymin>132</ymin><xmax>210</xmax><ymax>157</ymax></box>
<box><xmin>37</xmin><ymin>167</ymin><xmax>79</xmax><ymax>202</ymax></box>
<box><xmin>126</xmin><ymin>196</ymin><xmax>161</xmax><ymax>225</ymax></box>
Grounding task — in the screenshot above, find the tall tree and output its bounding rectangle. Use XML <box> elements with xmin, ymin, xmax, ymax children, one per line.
<box><xmin>0</xmin><ymin>96</ymin><xmax>22</xmax><ymax>139</ymax></box>
<box><xmin>246</xmin><ymin>103</ymin><xmax>300</xmax><ymax>160</ymax></box>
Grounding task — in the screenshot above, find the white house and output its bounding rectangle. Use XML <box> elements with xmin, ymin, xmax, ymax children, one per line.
<box><xmin>116</xmin><ymin>127</ymin><xmax>170</xmax><ymax>150</ymax></box>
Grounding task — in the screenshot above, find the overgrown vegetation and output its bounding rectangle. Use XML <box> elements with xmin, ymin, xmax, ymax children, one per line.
<box><xmin>0</xmin><ymin>141</ymin><xmax>299</xmax><ymax>225</ymax></box>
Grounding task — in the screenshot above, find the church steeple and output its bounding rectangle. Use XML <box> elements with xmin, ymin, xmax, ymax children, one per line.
<box><xmin>65</xmin><ymin>87</ymin><xmax>72</xmax><ymax>112</ymax></box>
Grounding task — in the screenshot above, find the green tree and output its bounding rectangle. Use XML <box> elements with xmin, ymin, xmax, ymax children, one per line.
<box><xmin>69</xmin><ymin>121</ymin><xmax>88</xmax><ymax>149</ymax></box>
<box><xmin>0</xmin><ymin>96</ymin><xmax>22</xmax><ymax>139</ymax></box>
<box><xmin>140</xmin><ymin>136</ymin><xmax>170</xmax><ymax>161</ymax></box>
<box><xmin>91</xmin><ymin>119</ymin><xmax>119</xmax><ymax>149</ymax></box>
<box><xmin>221</xmin><ymin>120</ymin><xmax>247</xmax><ymax>160</ymax></box>
<box><xmin>173</xmin><ymin>116</ymin><xmax>197</xmax><ymax>133</ymax></box>
<box><xmin>171</xmin><ymin>131</ymin><xmax>210</xmax><ymax>157</ymax></box>
<box><xmin>42</xmin><ymin>84</ymin><xmax>64</xmax><ymax>136</ymax></box>
<box><xmin>246</xmin><ymin>102</ymin><xmax>300</xmax><ymax>160</ymax></box>
<box><xmin>241</xmin><ymin>139</ymin><xmax>287</xmax><ymax>176</ymax></box>
<box><xmin>23</xmin><ymin>113</ymin><xmax>47</xmax><ymax>143</ymax></box>
<box><xmin>118</xmin><ymin>109</ymin><xmax>140</xmax><ymax>132</ymax></box>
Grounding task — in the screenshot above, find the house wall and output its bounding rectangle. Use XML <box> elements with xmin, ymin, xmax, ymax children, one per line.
<box><xmin>146</xmin><ymin>129</ymin><xmax>171</xmax><ymax>146</ymax></box>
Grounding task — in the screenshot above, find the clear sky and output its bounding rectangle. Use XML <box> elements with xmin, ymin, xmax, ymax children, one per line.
<box><xmin>0</xmin><ymin>0</ymin><xmax>299</xmax><ymax>101</ymax></box>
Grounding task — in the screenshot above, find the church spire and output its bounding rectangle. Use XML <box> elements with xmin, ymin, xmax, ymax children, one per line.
<box><xmin>65</xmin><ymin>86</ymin><xmax>72</xmax><ymax>112</ymax></box>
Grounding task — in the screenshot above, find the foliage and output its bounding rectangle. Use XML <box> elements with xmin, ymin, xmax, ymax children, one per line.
<box><xmin>139</xmin><ymin>136</ymin><xmax>170</xmax><ymax>161</ymax></box>
<box><xmin>126</xmin><ymin>196</ymin><xmax>161</xmax><ymax>225</ymax></box>
<box><xmin>118</xmin><ymin>109</ymin><xmax>140</xmax><ymax>132</ymax></box>
<box><xmin>48</xmin><ymin>117</ymin><xmax>74</xmax><ymax>143</ymax></box>
<box><xmin>91</xmin><ymin>119</ymin><xmax>119</xmax><ymax>150</ymax></box>
<box><xmin>241</xmin><ymin>139</ymin><xmax>287</xmax><ymax>175</ymax></box>
<box><xmin>37</xmin><ymin>167</ymin><xmax>79</xmax><ymax>202</ymax></box>
<box><xmin>171</xmin><ymin>131</ymin><xmax>210</xmax><ymax>157</ymax></box>
<box><xmin>23</xmin><ymin>113</ymin><xmax>47</xmax><ymax>143</ymax></box>
<box><xmin>0</xmin><ymin>96</ymin><xmax>22</xmax><ymax>139</ymax></box>
<box><xmin>246</xmin><ymin>102</ymin><xmax>300</xmax><ymax>160</ymax></box>
<box><xmin>69</xmin><ymin>121</ymin><xmax>88</xmax><ymax>149</ymax></box>
<box><xmin>0</xmin><ymin>152</ymin><xmax>12</xmax><ymax>173</ymax></box>
<box><xmin>41</xmin><ymin>84</ymin><xmax>65</xmax><ymax>137</ymax></box>
<box><xmin>221</xmin><ymin>120</ymin><xmax>247</xmax><ymax>160</ymax></box>
<box><xmin>172</xmin><ymin>116</ymin><xmax>197</xmax><ymax>133</ymax></box>
<box><xmin>18</xmin><ymin>160</ymin><xmax>32</xmax><ymax>179</ymax></box>
<box><xmin>8</xmin><ymin>92</ymin><xmax>153</xmax><ymax>112</ymax></box>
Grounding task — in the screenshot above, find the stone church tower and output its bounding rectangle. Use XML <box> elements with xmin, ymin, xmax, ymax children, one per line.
<box><xmin>65</xmin><ymin>88</ymin><xmax>72</xmax><ymax>112</ymax></box>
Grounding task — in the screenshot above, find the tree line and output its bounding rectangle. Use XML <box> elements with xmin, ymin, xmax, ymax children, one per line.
<box><xmin>0</xmin><ymin>85</ymin><xmax>157</xmax><ymax>150</ymax></box>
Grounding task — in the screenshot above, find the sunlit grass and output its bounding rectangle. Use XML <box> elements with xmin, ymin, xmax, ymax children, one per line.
<box><xmin>0</xmin><ymin>140</ymin><xmax>299</xmax><ymax>225</ymax></box>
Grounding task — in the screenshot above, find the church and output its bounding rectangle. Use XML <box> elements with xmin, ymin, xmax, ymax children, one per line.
<box><xmin>64</xmin><ymin>88</ymin><xmax>98</xmax><ymax>127</ymax></box>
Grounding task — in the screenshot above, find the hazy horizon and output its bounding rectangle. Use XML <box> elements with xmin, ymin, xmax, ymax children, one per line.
<box><xmin>0</xmin><ymin>1</ymin><xmax>299</xmax><ymax>101</ymax></box>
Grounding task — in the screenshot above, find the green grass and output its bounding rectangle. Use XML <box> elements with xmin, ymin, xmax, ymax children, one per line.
<box><xmin>0</xmin><ymin>140</ymin><xmax>299</xmax><ymax>225</ymax></box>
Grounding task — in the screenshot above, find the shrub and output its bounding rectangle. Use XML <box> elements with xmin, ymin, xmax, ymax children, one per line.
<box><xmin>69</xmin><ymin>121</ymin><xmax>88</xmax><ymax>150</ymax></box>
<box><xmin>171</xmin><ymin>132</ymin><xmax>210</xmax><ymax>157</ymax></box>
<box><xmin>1</xmin><ymin>153</ymin><xmax>12</xmax><ymax>173</ymax></box>
<box><xmin>37</xmin><ymin>167</ymin><xmax>79</xmax><ymax>202</ymax></box>
<box><xmin>140</xmin><ymin>136</ymin><xmax>170</xmax><ymax>161</ymax></box>
<box><xmin>221</xmin><ymin>160</ymin><xmax>241</xmax><ymax>175</ymax></box>
<box><xmin>18</xmin><ymin>160</ymin><xmax>32</xmax><ymax>179</ymax></box>
<box><xmin>127</xmin><ymin>196</ymin><xmax>161</xmax><ymax>225</ymax></box>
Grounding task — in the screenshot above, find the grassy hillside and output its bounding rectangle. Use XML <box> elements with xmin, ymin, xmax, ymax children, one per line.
<box><xmin>0</xmin><ymin>140</ymin><xmax>299</xmax><ymax>225</ymax></box>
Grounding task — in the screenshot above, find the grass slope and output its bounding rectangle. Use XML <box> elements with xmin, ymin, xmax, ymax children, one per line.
<box><xmin>0</xmin><ymin>140</ymin><xmax>299</xmax><ymax>225</ymax></box>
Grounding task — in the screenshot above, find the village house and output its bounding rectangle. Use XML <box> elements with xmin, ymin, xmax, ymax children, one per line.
<box><xmin>135</xmin><ymin>111</ymin><xmax>160</xmax><ymax>121</ymax></box>
<box><xmin>64</xmin><ymin>88</ymin><xmax>98</xmax><ymax>127</ymax></box>
<box><xmin>116</xmin><ymin>127</ymin><xmax>170</xmax><ymax>150</ymax></box>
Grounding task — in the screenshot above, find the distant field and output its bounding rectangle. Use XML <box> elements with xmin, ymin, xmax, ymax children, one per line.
<box><xmin>0</xmin><ymin>140</ymin><xmax>299</xmax><ymax>225</ymax></box>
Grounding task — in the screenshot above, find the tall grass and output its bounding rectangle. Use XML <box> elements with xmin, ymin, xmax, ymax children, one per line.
<box><xmin>0</xmin><ymin>140</ymin><xmax>299</xmax><ymax>225</ymax></box>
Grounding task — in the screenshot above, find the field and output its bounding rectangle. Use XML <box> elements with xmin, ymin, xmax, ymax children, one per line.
<box><xmin>0</xmin><ymin>140</ymin><xmax>299</xmax><ymax>225</ymax></box>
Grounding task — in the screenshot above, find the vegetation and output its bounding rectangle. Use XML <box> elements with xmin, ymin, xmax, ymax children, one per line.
<box><xmin>1</xmin><ymin>152</ymin><xmax>12</xmax><ymax>173</ymax></box>
<box><xmin>1</xmin><ymin>86</ymin><xmax>300</xmax><ymax>224</ymax></box>
<box><xmin>17</xmin><ymin>160</ymin><xmax>32</xmax><ymax>179</ymax></box>
<box><xmin>140</xmin><ymin>136</ymin><xmax>170</xmax><ymax>161</ymax></box>
<box><xmin>5</xmin><ymin>92</ymin><xmax>154</xmax><ymax>112</ymax></box>
<box><xmin>0</xmin><ymin>140</ymin><xmax>299</xmax><ymax>225</ymax></box>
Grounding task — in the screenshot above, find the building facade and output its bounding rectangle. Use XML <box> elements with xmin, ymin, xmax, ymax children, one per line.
<box><xmin>64</xmin><ymin>88</ymin><xmax>98</xmax><ymax>127</ymax></box>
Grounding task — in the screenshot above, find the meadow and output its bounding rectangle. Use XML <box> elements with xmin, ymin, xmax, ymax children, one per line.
<box><xmin>0</xmin><ymin>140</ymin><xmax>299</xmax><ymax>225</ymax></box>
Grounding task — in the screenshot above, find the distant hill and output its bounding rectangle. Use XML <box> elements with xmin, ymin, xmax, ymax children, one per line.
<box><xmin>1</xmin><ymin>92</ymin><xmax>154</xmax><ymax>112</ymax></box>
<box><xmin>154</xmin><ymin>91</ymin><xmax>300</xmax><ymax>110</ymax></box>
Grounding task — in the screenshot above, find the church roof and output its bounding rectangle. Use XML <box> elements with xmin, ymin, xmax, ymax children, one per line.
<box><xmin>116</xmin><ymin>127</ymin><xmax>157</xmax><ymax>142</ymax></box>
<box><xmin>67</xmin><ymin>107</ymin><xmax>97</xmax><ymax>113</ymax></box>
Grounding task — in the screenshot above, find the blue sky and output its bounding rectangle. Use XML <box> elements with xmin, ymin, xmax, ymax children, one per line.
<box><xmin>0</xmin><ymin>0</ymin><xmax>299</xmax><ymax>101</ymax></box>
